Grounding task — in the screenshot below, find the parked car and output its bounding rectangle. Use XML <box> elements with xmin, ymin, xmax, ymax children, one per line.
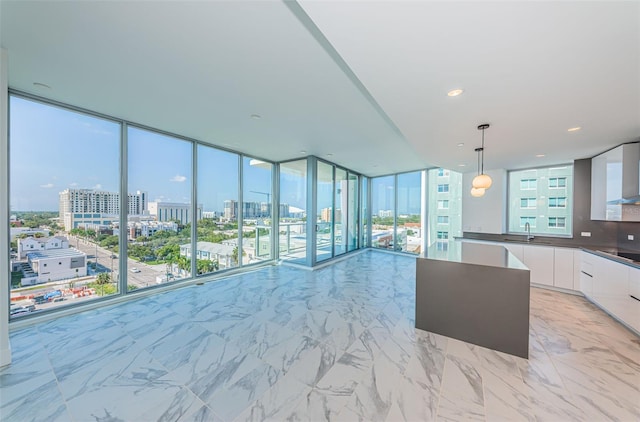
<box><xmin>130</xmin><ymin>267</ymin><xmax>141</xmax><ymax>273</ymax></box>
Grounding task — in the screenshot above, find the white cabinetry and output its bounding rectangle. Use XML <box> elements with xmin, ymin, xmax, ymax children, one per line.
<box><xmin>579</xmin><ymin>252</ymin><xmax>595</xmax><ymax>296</ymax></box>
<box><xmin>630</xmin><ymin>267</ymin><xmax>640</xmax><ymax>301</ymax></box>
<box><xmin>581</xmin><ymin>251</ymin><xmax>640</xmax><ymax>332</ymax></box>
<box><xmin>522</xmin><ymin>244</ymin><xmax>555</xmax><ymax>286</ymax></box>
<box><xmin>572</xmin><ymin>249</ymin><xmax>582</xmax><ymax>290</ymax></box>
<box><xmin>553</xmin><ymin>248</ymin><xmax>574</xmax><ymax>290</ymax></box>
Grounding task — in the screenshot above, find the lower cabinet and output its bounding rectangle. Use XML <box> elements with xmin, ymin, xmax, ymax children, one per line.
<box><xmin>522</xmin><ymin>244</ymin><xmax>555</xmax><ymax>287</ymax></box>
<box><xmin>553</xmin><ymin>248</ymin><xmax>575</xmax><ymax>290</ymax></box>
<box><xmin>581</xmin><ymin>251</ymin><xmax>640</xmax><ymax>332</ymax></box>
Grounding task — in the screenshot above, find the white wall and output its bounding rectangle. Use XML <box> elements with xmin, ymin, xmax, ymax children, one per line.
<box><xmin>462</xmin><ymin>169</ymin><xmax>507</xmax><ymax>234</ymax></box>
<box><xmin>1</xmin><ymin>48</ymin><xmax>11</xmax><ymax>367</ymax></box>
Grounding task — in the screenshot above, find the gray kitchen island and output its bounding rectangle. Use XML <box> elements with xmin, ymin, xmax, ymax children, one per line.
<box><xmin>416</xmin><ymin>241</ymin><xmax>531</xmax><ymax>358</ymax></box>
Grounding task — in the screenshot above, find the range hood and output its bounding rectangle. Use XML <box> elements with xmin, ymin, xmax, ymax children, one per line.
<box><xmin>591</xmin><ymin>142</ymin><xmax>640</xmax><ymax>221</ymax></box>
<box><xmin>608</xmin><ymin>142</ymin><xmax>640</xmax><ymax>203</ymax></box>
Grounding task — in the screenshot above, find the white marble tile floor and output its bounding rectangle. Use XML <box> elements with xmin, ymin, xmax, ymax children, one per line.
<box><xmin>1</xmin><ymin>250</ymin><xmax>639</xmax><ymax>421</ymax></box>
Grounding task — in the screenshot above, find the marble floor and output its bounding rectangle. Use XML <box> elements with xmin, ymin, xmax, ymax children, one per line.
<box><xmin>1</xmin><ymin>250</ymin><xmax>639</xmax><ymax>421</ymax></box>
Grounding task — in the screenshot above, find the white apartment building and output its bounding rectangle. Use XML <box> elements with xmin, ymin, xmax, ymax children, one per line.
<box><xmin>59</xmin><ymin>189</ymin><xmax>148</xmax><ymax>231</ymax></box>
<box><xmin>148</xmin><ymin>202</ymin><xmax>203</xmax><ymax>225</ymax></box>
<box><xmin>17</xmin><ymin>236</ymin><xmax>69</xmax><ymax>259</ymax></box>
<box><xmin>127</xmin><ymin>220</ymin><xmax>178</xmax><ymax>240</ymax></box>
<box><xmin>23</xmin><ymin>248</ymin><xmax>87</xmax><ymax>286</ymax></box>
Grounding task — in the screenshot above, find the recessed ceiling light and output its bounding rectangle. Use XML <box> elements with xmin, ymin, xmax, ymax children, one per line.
<box><xmin>299</xmin><ymin>150</ymin><xmax>306</xmax><ymax>154</ymax></box>
<box><xmin>536</xmin><ymin>154</ymin><xmax>546</xmax><ymax>158</ymax></box>
<box><xmin>250</xmin><ymin>114</ymin><xmax>261</xmax><ymax>120</ymax></box>
<box><xmin>567</xmin><ymin>126</ymin><xmax>581</xmax><ymax>132</ymax></box>
<box><xmin>326</xmin><ymin>153</ymin><xmax>333</xmax><ymax>157</ymax></box>
<box><xmin>456</xmin><ymin>143</ymin><xmax>465</xmax><ymax>147</ymax></box>
<box><xmin>33</xmin><ymin>82</ymin><xmax>51</xmax><ymax>89</ymax></box>
<box><xmin>458</xmin><ymin>164</ymin><xmax>466</xmax><ymax>167</ymax></box>
<box><xmin>447</xmin><ymin>89</ymin><xmax>464</xmax><ymax>97</ymax></box>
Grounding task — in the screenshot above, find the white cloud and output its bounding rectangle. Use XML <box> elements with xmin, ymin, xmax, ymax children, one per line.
<box><xmin>69</xmin><ymin>182</ymin><xmax>79</xmax><ymax>187</ymax></box>
<box><xmin>40</xmin><ymin>183</ymin><xmax>54</xmax><ymax>188</ymax></box>
<box><xmin>92</xmin><ymin>184</ymin><xmax>103</xmax><ymax>189</ymax></box>
<box><xmin>170</xmin><ymin>174</ymin><xmax>187</xmax><ymax>183</ymax></box>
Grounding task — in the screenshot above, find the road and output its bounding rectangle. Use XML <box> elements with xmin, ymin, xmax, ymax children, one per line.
<box><xmin>69</xmin><ymin>236</ymin><xmax>168</xmax><ymax>289</ymax></box>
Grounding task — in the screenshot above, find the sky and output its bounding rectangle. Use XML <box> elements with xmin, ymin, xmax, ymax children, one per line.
<box><xmin>10</xmin><ymin>95</ymin><xmax>427</xmax><ymax>214</ymax></box>
<box><xmin>10</xmin><ymin>96</ymin><xmax>271</xmax><ymax>212</ymax></box>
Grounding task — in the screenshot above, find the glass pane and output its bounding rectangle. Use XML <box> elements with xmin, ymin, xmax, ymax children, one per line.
<box><xmin>347</xmin><ymin>172</ymin><xmax>359</xmax><ymax>252</ymax></box>
<box><xmin>508</xmin><ymin>166</ymin><xmax>573</xmax><ymax>235</ymax></box>
<box><xmin>428</xmin><ymin>168</ymin><xmax>463</xmax><ymax>248</ymax></box>
<box><xmin>242</xmin><ymin>157</ymin><xmax>273</xmax><ymax>263</ymax></box>
<box><xmin>362</xmin><ymin>177</ymin><xmax>369</xmax><ymax>248</ymax></box>
<box><xmin>316</xmin><ymin>161</ymin><xmax>333</xmax><ymax>262</ymax></box>
<box><xmin>197</xmin><ymin>146</ymin><xmax>239</xmax><ymax>274</ymax></box>
<box><xmin>397</xmin><ymin>171</ymin><xmax>422</xmax><ymax>253</ymax></box>
<box><xmin>371</xmin><ymin>175</ymin><xmax>395</xmax><ymax>250</ymax></box>
<box><xmin>9</xmin><ymin>96</ymin><xmax>121</xmax><ymax>318</ymax></box>
<box><xmin>279</xmin><ymin>160</ymin><xmax>308</xmax><ymax>264</ymax></box>
<box><xmin>334</xmin><ymin>168</ymin><xmax>347</xmax><ymax>255</ymax></box>
<box><xmin>127</xmin><ymin>127</ymin><xmax>193</xmax><ymax>289</ymax></box>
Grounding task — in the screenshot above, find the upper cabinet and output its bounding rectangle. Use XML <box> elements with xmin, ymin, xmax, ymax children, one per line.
<box><xmin>591</xmin><ymin>142</ymin><xmax>640</xmax><ymax>221</ymax></box>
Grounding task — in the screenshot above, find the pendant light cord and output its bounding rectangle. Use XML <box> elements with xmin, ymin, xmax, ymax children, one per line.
<box><xmin>481</xmin><ymin>127</ymin><xmax>485</xmax><ymax>175</ymax></box>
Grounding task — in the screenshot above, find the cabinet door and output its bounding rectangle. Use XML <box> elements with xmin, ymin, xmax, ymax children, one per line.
<box><xmin>580</xmin><ymin>251</ymin><xmax>595</xmax><ymax>296</ymax></box>
<box><xmin>553</xmin><ymin>248</ymin><xmax>574</xmax><ymax>290</ymax></box>
<box><xmin>626</xmin><ymin>268</ymin><xmax>640</xmax><ymax>331</ymax></box>
<box><xmin>523</xmin><ymin>245</ymin><xmax>554</xmax><ymax>286</ymax></box>
<box><xmin>630</xmin><ymin>267</ymin><xmax>640</xmax><ymax>300</ymax></box>
<box><xmin>594</xmin><ymin>256</ymin><xmax>628</xmax><ymax>298</ymax></box>
<box><xmin>504</xmin><ymin>243</ymin><xmax>524</xmax><ymax>262</ymax></box>
<box><xmin>573</xmin><ymin>249</ymin><xmax>582</xmax><ymax>290</ymax></box>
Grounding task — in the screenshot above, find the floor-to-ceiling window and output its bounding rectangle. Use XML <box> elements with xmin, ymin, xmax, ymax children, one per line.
<box><xmin>347</xmin><ymin>172</ymin><xmax>359</xmax><ymax>252</ymax></box>
<box><xmin>127</xmin><ymin>127</ymin><xmax>193</xmax><ymax>289</ymax></box>
<box><xmin>242</xmin><ymin>157</ymin><xmax>273</xmax><ymax>264</ymax></box>
<box><xmin>316</xmin><ymin>161</ymin><xmax>334</xmax><ymax>262</ymax></box>
<box><xmin>196</xmin><ymin>146</ymin><xmax>239</xmax><ymax>274</ymax></box>
<box><xmin>9</xmin><ymin>95</ymin><xmax>122</xmax><ymax>317</ymax></box>
<box><xmin>361</xmin><ymin>177</ymin><xmax>369</xmax><ymax>248</ymax></box>
<box><xmin>397</xmin><ymin>171</ymin><xmax>423</xmax><ymax>253</ymax></box>
<box><xmin>334</xmin><ymin>168</ymin><xmax>347</xmax><ymax>255</ymax></box>
<box><xmin>279</xmin><ymin>159</ymin><xmax>307</xmax><ymax>264</ymax></box>
<box><xmin>427</xmin><ymin>168</ymin><xmax>463</xmax><ymax>249</ymax></box>
<box><xmin>371</xmin><ymin>175</ymin><xmax>395</xmax><ymax>250</ymax></box>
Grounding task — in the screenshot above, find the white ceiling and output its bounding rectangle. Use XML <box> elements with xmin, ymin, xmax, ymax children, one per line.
<box><xmin>1</xmin><ymin>1</ymin><xmax>639</xmax><ymax>177</ymax></box>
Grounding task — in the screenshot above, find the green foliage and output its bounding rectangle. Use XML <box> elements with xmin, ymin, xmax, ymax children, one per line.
<box><xmin>128</xmin><ymin>244</ymin><xmax>152</xmax><ymax>260</ymax></box>
<box><xmin>11</xmin><ymin>271</ymin><xmax>22</xmax><ymax>288</ymax></box>
<box><xmin>197</xmin><ymin>259</ymin><xmax>218</xmax><ymax>275</ymax></box>
<box><xmin>96</xmin><ymin>272</ymin><xmax>111</xmax><ymax>284</ymax></box>
<box><xmin>14</xmin><ymin>211</ymin><xmax>58</xmax><ymax>229</ymax></box>
<box><xmin>99</xmin><ymin>235</ymin><xmax>119</xmax><ymax>248</ymax></box>
<box><xmin>87</xmin><ymin>281</ymin><xmax>117</xmax><ymax>296</ymax></box>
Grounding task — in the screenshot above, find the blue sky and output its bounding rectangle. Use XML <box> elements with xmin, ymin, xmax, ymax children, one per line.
<box><xmin>10</xmin><ymin>96</ymin><xmax>272</xmax><ymax>212</ymax></box>
<box><xmin>10</xmin><ymin>95</ymin><xmax>423</xmax><ymax>214</ymax></box>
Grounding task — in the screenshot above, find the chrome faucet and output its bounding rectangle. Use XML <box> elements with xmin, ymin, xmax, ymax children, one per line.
<box><xmin>525</xmin><ymin>222</ymin><xmax>534</xmax><ymax>241</ymax></box>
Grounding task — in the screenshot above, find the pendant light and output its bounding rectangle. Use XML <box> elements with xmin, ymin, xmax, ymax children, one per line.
<box><xmin>472</xmin><ymin>123</ymin><xmax>492</xmax><ymax>190</ymax></box>
<box><xmin>470</xmin><ymin>144</ymin><xmax>486</xmax><ymax>197</ymax></box>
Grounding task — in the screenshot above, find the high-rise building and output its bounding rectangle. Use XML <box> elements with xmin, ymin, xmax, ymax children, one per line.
<box><xmin>223</xmin><ymin>200</ymin><xmax>277</xmax><ymax>220</ymax></box>
<box><xmin>148</xmin><ymin>202</ymin><xmax>203</xmax><ymax>225</ymax></box>
<box><xmin>59</xmin><ymin>189</ymin><xmax>148</xmax><ymax>231</ymax></box>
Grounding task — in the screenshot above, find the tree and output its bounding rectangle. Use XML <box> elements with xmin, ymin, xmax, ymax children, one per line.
<box><xmin>96</xmin><ymin>272</ymin><xmax>111</xmax><ymax>284</ymax></box>
<box><xmin>197</xmin><ymin>259</ymin><xmax>218</xmax><ymax>275</ymax></box>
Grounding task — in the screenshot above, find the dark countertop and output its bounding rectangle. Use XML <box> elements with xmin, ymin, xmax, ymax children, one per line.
<box><xmin>461</xmin><ymin>232</ymin><xmax>618</xmax><ymax>252</ymax></box>
<box><xmin>581</xmin><ymin>248</ymin><xmax>640</xmax><ymax>269</ymax></box>
<box><xmin>419</xmin><ymin>241</ymin><xmax>528</xmax><ymax>271</ymax></box>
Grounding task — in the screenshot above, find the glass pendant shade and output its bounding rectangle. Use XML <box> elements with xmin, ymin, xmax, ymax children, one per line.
<box><xmin>472</xmin><ymin>173</ymin><xmax>493</xmax><ymax>189</ymax></box>
<box><xmin>470</xmin><ymin>187</ymin><xmax>485</xmax><ymax>197</ymax></box>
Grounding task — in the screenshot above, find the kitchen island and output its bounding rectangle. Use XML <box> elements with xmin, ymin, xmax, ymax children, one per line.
<box><xmin>416</xmin><ymin>241</ymin><xmax>530</xmax><ymax>358</ymax></box>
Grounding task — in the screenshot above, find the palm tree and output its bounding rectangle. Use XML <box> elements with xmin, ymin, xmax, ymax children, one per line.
<box><xmin>96</xmin><ymin>272</ymin><xmax>111</xmax><ymax>284</ymax></box>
